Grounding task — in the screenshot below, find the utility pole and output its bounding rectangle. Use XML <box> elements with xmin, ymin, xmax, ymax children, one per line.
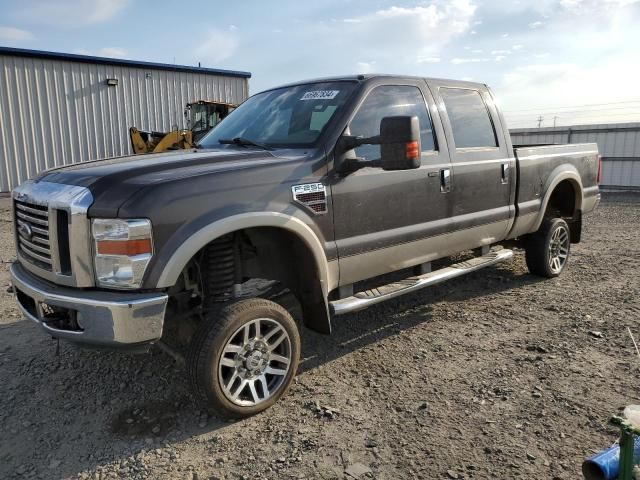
<box><xmin>553</xmin><ymin>116</ymin><xmax>558</xmax><ymax>127</ymax></box>
<box><xmin>537</xmin><ymin>115</ymin><xmax>544</xmax><ymax>128</ymax></box>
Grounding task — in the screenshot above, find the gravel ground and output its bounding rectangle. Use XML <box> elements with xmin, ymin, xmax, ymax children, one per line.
<box><xmin>0</xmin><ymin>194</ymin><xmax>639</xmax><ymax>480</ymax></box>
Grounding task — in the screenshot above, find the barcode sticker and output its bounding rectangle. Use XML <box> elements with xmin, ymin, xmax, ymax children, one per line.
<box><xmin>300</xmin><ymin>90</ymin><xmax>340</xmax><ymax>101</ymax></box>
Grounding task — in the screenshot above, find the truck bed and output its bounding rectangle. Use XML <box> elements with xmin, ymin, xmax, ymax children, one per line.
<box><xmin>508</xmin><ymin>143</ymin><xmax>600</xmax><ymax>239</ymax></box>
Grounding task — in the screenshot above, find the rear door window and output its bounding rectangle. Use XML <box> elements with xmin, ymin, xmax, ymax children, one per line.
<box><xmin>440</xmin><ymin>88</ymin><xmax>498</xmax><ymax>149</ymax></box>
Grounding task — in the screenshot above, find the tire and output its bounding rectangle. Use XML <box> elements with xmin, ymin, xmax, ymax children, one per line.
<box><xmin>187</xmin><ymin>298</ymin><xmax>300</xmax><ymax>418</ymax></box>
<box><xmin>524</xmin><ymin>218</ymin><xmax>571</xmax><ymax>278</ymax></box>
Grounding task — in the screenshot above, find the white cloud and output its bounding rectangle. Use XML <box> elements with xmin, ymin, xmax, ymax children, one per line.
<box><xmin>494</xmin><ymin>55</ymin><xmax>506</xmax><ymax>61</ymax></box>
<box><xmin>451</xmin><ymin>57</ymin><xmax>491</xmax><ymax>64</ymax></box>
<box><xmin>471</xmin><ymin>48</ymin><xmax>483</xmax><ymax>53</ymax></box>
<box><xmin>356</xmin><ymin>61</ymin><xmax>376</xmax><ymax>73</ymax></box>
<box><xmin>511</xmin><ymin>44</ymin><xmax>524</xmax><ymax>50</ymax></box>
<box><xmin>98</xmin><ymin>47</ymin><xmax>128</xmax><ymax>58</ymax></box>
<box><xmin>343</xmin><ymin>1</ymin><xmax>477</xmax><ymax>54</ymax></box>
<box><xmin>491</xmin><ymin>49</ymin><xmax>511</xmax><ymax>55</ymax></box>
<box><xmin>195</xmin><ymin>29</ymin><xmax>239</xmax><ymax>64</ymax></box>
<box><xmin>0</xmin><ymin>26</ymin><xmax>33</xmax><ymax>42</ymax></box>
<box><xmin>417</xmin><ymin>56</ymin><xmax>441</xmax><ymax>63</ymax></box>
<box><xmin>17</xmin><ymin>0</ymin><xmax>129</xmax><ymax>27</ymax></box>
<box><xmin>528</xmin><ymin>21</ymin><xmax>544</xmax><ymax>28</ymax></box>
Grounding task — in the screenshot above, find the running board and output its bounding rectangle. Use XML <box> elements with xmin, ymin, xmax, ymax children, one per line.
<box><xmin>330</xmin><ymin>248</ymin><xmax>513</xmax><ymax>316</ymax></box>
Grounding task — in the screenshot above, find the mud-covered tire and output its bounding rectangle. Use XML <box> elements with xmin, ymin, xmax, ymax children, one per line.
<box><xmin>524</xmin><ymin>218</ymin><xmax>571</xmax><ymax>278</ymax></box>
<box><xmin>187</xmin><ymin>298</ymin><xmax>300</xmax><ymax>418</ymax></box>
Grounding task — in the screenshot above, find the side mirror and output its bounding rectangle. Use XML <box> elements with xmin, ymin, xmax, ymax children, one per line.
<box><xmin>379</xmin><ymin>115</ymin><xmax>421</xmax><ymax>170</ymax></box>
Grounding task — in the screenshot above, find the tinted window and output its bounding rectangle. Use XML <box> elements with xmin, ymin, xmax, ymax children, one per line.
<box><xmin>200</xmin><ymin>82</ymin><xmax>356</xmax><ymax>148</ymax></box>
<box><xmin>349</xmin><ymin>85</ymin><xmax>436</xmax><ymax>161</ymax></box>
<box><xmin>440</xmin><ymin>88</ymin><xmax>498</xmax><ymax>148</ymax></box>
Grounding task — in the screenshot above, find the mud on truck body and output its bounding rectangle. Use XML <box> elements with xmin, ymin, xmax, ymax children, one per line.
<box><xmin>10</xmin><ymin>75</ymin><xmax>600</xmax><ymax>417</ymax></box>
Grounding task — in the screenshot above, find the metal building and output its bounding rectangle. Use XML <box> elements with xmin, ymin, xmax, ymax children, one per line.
<box><xmin>510</xmin><ymin>123</ymin><xmax>640</xmax><ymax>190</ymax></box>
<box><xmin>0</xmin><ymin>46</ymin><xmax>251</xmax><ymax>192</ymax></box>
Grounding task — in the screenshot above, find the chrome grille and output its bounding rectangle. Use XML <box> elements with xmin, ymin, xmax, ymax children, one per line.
<box><xmin>15</xmin><ymin>200</ymin><xmax>52</xmax><ymax>270</ymax></box>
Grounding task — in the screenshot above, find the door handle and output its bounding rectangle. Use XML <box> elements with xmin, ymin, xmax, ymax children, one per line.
<box><xmin>440</xmin><ymin>168</ymin><xmax>451</xmax><ymax>193</ymax></box>
<box><xmin>501</xmin><ymin>162</ymin><xmax>509</xmax><ymax>184</ymax></box>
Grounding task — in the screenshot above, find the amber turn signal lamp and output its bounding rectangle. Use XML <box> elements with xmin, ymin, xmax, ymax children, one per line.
<box><xmin>405</xmin><ymin>141</ymin><xmax>419</xmax><ymax>159</ymax></box>
<box><xmin>96</xmin><ymin>239</ymin><xmax>152</xmax><ymax>256</ymax></box>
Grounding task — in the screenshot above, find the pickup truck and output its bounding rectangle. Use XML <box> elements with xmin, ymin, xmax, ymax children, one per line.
<box><xmin>10</xmin><ymin>75</ymin><xmax>601</xmax><ymax>417</ymax></box>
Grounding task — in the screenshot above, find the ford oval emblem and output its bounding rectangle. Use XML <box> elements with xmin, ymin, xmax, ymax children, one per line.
<box><xmin>18</xmin><ymin>222</ymin><xmax>33</xmax><ymax>241</ymax></box>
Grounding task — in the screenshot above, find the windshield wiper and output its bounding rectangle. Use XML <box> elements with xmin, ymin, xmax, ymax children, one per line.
<box><xmin>218</xmin><ymin>137</ymin><xmax>273</xmax><ymax>150</ymax></box>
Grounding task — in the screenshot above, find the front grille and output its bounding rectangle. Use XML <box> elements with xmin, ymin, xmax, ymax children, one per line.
<box><xmin>14</xmin><ymin>200</ymin><xmax>53</xmax><ymax>271</ymax></box>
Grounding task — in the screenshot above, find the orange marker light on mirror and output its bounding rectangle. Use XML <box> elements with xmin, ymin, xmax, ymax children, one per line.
<box><xmin>405</xmin><ymin>141</ymin><xmax>419</xmax><ymax>159</ymax></box>
<box><xmin>96</xmin><ymin>239</ymin><xmax>152</xmax><ymax>256</ymax></box>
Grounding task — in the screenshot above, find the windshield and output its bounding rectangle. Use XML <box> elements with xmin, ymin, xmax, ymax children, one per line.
<box><xmin>199</xmin><ymin>81</ymin><xmax>356</xmax><ymax>148</ymax></box>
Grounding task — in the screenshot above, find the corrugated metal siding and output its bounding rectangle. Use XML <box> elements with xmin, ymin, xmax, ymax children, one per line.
<box><xmin>510</xmin><ymin>123</ymin><xmax>640</xmax><ymax>189</ymax></box>
<box><xmin>0</xmin><ymin>54</ymin><xmax>249</xmax><ymax>191</ymax></box>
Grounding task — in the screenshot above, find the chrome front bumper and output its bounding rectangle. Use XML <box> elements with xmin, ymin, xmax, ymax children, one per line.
<box><xmin>10</xmin><ymin>262</ymin><xmax>168</xmax><ymax>348</ymax></box>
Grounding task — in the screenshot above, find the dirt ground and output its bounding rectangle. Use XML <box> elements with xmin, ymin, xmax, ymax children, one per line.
<box><xmin>0</xmin><ymin>194</ymin><xmax>639</xmax><ymax>480</ymax></box>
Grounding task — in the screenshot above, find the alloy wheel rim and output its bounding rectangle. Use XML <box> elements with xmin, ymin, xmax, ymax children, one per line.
<box><xmin>548</xmin><ymin>225</ymin><xmax>569</xmax><ymax>274</ymax></box>
<box><xmin>218</xmin><ymin>317</ymin><xmax>292</xmax><ymax>407</ymax></box>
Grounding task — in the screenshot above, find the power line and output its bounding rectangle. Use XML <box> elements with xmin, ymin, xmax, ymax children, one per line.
<box><xmin>505</xmin><ymin>105</ymin><xmax>640</xmax><ymax>117</ymax></box>
<box><xmin>503</xmin><ymin>99</ymin><xmax>640</xmax><ymax>113</ymax></box>
<box><xmin>504</xmin><ymin>105</ymin><xmax>640</xmax><ymax>117</ymax></box>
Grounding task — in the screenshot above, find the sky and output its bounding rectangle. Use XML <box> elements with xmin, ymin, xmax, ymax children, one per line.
<box><xmin>0</xmin><ymin>0</ymin><xmax>639</xmax><ymax>128</ymax></box>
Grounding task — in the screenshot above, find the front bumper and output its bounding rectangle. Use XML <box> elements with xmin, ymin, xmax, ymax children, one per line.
<box><xmin>10</xmin><ymin>262</ymin><xmax>168</xmax><ymax>348</ymax></box>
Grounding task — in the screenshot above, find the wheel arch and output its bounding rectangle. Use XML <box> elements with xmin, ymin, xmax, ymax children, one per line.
<box><xmin>532</xmin><ymin>167</ymin><xmax>583</xmax><ymax>232</ymax></box>
<box><xmin>156</xmin><ymin>212</ymin><xmax>336</xmax><ymax>334</ymax></box>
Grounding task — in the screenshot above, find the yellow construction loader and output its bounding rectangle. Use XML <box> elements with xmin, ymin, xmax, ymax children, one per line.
<box><xmin>129</xmin><ymin>100</ymin><xmax>235</xmax><ymax>154</ymax></box>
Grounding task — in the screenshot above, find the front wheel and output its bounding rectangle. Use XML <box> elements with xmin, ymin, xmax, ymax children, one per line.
<box><xmin>187</xmin><ymin>298</ymin><xmax>300</xmax><ymax>418</ymax></box>
<box><xmin>524</xmin><ymin>217</ymin><xmax>571</xmax><ymax>278</ymax></box>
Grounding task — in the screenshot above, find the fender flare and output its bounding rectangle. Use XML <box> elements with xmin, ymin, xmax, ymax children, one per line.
<box><xmin>155</xmin><ymin>212</ymin><xmax>333</xmax><ymax>298</ymax></box>
<box><xmin>532</xmin><ymin>166</ymin><xmax>584</xmax><ymax>232</ymax></box>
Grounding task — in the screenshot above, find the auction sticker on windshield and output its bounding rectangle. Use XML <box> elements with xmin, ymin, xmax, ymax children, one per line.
<box><xmin>300</xmin><ymin>90</ymin><xmax>340</xmax><ymax>101</ymax></box>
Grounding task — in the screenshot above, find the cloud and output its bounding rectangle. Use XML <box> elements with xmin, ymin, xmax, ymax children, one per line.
<box><xmin>494</xmin><ymin>55</ymin><xmax>506</xmax><ymax>61</ymax></box>
<box><xmin>16</xmin><ymin>0</ymin><xmax>129</xmax><ymax>27</ymax></box>
<box><xmin>491</xmin><ymin>49</ymin><xmax>511</xmax><ymax>55</ymax></box>
<box><xmin>512</xmin><ymin>44</ymin><xmax>524</xmax><ymax>50</ymax></box>
<box><xmin>528</xmin><ymin>21</ymin><xmax>544</xmax><ymax>28</ymax></box>
<box><xmin>417</xmin><ymin>56</ymin><xmax>441</xmax><ymax>63</ymax></box>
<box><xmin>195</xmin><ymin>29</ymin><xmax>239</xmax><ymax>64</ymax></box>
<box><xmin>356</xmin><ymin>61</ymin><xmax>376</xmax><ymax>73</ymax></box>
<box><xmin>337</xmin><ymin>1</ymin><xmax>478</xmax><ymax>56</ymax></box>
<box><xmin>0</xmin><ymin>26</ymin><xmax>33</xmax><ymax>42</ymax></box>
<box><xmin>451</xmin><ymin>57</ymin><xmax>490</xmax><ymax>64</ymax></box>
<box><xmin>98</xmin><ymin>47</ymin><xmax>128</xmax><ymax>58</ymax></box>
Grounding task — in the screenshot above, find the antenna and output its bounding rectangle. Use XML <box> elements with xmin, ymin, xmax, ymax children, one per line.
<box><xmin>537</xmin><ymin>115</ymin><xmax>544</xmax><ymax>128</ymax></box>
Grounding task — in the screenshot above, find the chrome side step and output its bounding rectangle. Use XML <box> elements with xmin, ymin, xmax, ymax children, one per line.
<box><xmin>330</xmin><ymin>248</ymin><xmax>513</xmax><ymax>316</ymax></box>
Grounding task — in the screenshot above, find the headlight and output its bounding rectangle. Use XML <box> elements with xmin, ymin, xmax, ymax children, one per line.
<box><xmin>92</xmin><ymin>219</ymin><xmax>153</xmax><ymax>289</ymax></box>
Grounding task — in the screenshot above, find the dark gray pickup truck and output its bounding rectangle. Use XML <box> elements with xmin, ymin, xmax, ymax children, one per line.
<box><xmin>10</xmin><ymin>75</ymin><xmax>600</xmax><ymax>417</ymax></box>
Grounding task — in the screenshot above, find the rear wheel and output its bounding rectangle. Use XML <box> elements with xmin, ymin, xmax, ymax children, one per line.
<box><xmin>187</xmin><ymin>298</ymin><xmax>300</xmax><ymax>418</ymax></box>
<box><xmin>524</xmin><ymin>218</ymin><xmax>571</xmax><ymax>278</ymax></box>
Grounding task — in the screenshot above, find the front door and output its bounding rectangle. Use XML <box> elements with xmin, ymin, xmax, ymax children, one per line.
<box><xmin>329</xmin><ymin>80</ymin><xmax>452</xmax><ymax>286</ymax></box>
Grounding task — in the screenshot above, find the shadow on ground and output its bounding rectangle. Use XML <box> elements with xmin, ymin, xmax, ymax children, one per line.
<box><xmin>0</xmin><ymin>259</ymin><xmax>542</xmax><ymax>478</ymax></box>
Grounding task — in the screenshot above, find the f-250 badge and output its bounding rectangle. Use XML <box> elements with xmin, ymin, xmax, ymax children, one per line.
<box><xmin>291</xmin><ymin>183</ymin><xmax>327</xmax><ymax>215</ymax></box>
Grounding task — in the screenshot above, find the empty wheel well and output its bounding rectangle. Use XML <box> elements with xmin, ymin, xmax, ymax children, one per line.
<box><xmin>544</xmin><ymin>179</ymin><xmax>582</xmax><ymax>243</ymax></box>
<box><xmin>545</xmin><ymin>180</ymin><xmax>577</xmax><ymax>219</ymax></box>
<box><xmin>169</xmin><ymin>227</ymin><xmax>330</xmax><ymax>336</ymax></box>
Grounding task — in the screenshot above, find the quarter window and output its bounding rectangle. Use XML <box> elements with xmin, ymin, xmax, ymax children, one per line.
<box><xmin>440</xmin><ymin>88</ymin><xmax>498</xmax><ymax>149</ymax></box>
<box><xmin>349</xmin><ymin>85</ymin><xmax>436</xmax><ymax>161</ymax></box>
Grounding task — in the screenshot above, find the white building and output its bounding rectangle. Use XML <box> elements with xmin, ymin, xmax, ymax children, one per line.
<box><xmin>0</xmin><ymin>46</ymin><xmax>251</xmax><ymax>192</ymax></box>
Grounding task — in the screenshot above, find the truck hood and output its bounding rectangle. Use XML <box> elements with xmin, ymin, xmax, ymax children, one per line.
<box><xmin>37</xmin><ymin>148</ymin><xmax>303</xmax><ymax>216</ymax></box>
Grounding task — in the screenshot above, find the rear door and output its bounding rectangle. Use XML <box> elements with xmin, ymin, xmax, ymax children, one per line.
<box><xmin>426</xmin><ymin>81</ymin><xmax>514</xmax><ymax>247</ymax></box>
<box><xmin>330</xmin><ymin>79</ymin><xmax>452</xmax><ymax>286</ymax></box>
